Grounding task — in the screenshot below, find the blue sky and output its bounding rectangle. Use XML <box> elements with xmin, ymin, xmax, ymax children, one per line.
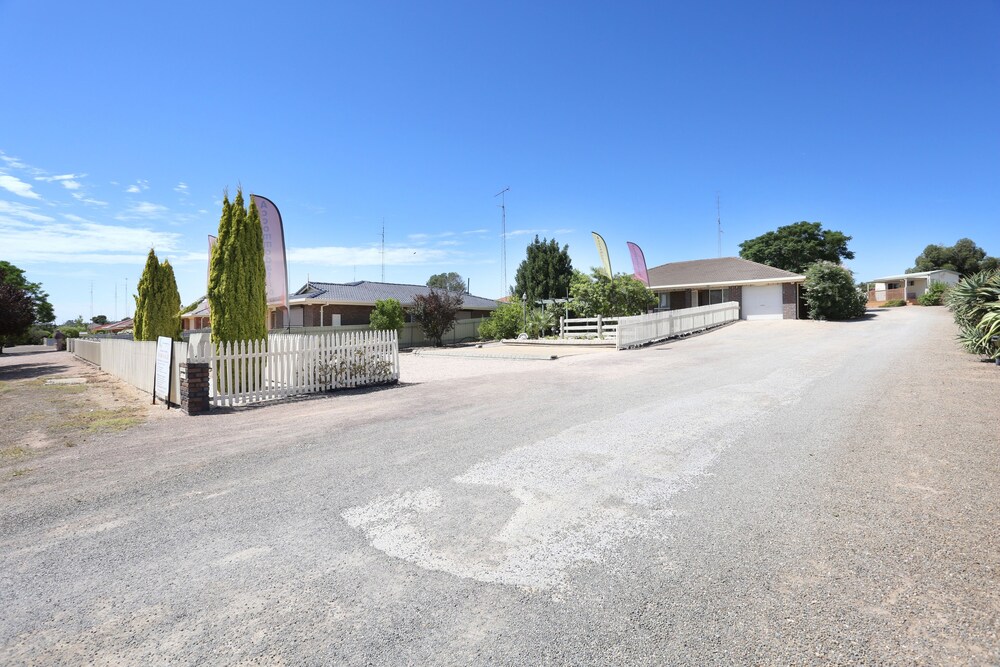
<box><xmin>1</xmin><ymin>0</ymin><xmax>998</xmax><ymax>322</ymax></box>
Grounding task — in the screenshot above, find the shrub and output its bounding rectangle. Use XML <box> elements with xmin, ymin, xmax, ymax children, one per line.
<box><xmin>882</xmin><ymin>299</ymin><xmax>907</xmax><ymax>308</ymax></box>
<box><xmin>409</xmin><ymin>289</ymin><xmax>463</xmax><ymax>346</ymax></box>
<box><xmin>478</xmin><ymin>300</ymin><xmax>525</xmax><ymax>340</ymax></box>
<box><xmin>370</xmin><ymin>298</ymin><xmax>405</xmax><ymax>333</ymax></box>
<box><xmin>945</xmin><ymin>270</ymin><xmax>1000</xmax><ymax>358</ymax></box>
<box><xmin>802</xmin><ymin>261</ymin><xmax>867</xmax><ymax>320</ymax></box>
<box><xmin>917</xmin><ymin>281</ymin><xmax>949</xmax><ymax>306</ymax></box>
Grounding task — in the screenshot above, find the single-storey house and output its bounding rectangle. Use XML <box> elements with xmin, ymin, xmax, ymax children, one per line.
<box><xmin>646</xmin><ymin>257</ymin><xmax>805</xmax><ymax>320</ymax></box>
<box><xmin>181</xmin><ymin>281</ymin><xmax>499</xmax><ymax>331</ymax></box>
<box><xmin>866</xmin><ymin>269</ymin><xmax>961</xmax><ymax>304</ymax></box>
<box><xmin>91</xmin><ymin>317</ymin><xmax>134</xmax><ymax>334</ymax></box>
<box><xmin>275</xmin><ymin>280</ymin><xmax>498</xmax><ymax>328</ymax></box>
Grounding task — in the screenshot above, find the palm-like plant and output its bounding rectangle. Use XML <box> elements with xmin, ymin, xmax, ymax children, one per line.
<box><xmin>945</xmin><ymin>270</ymin><xmax>1000</xmax><ymax>358</ymax></box>
<box><xmin>526</xmin><ymin>307</ymin><xmax>556</xmax><ymax>338</ymax></box>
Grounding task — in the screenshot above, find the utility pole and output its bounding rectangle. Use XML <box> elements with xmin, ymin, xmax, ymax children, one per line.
<box><xmin>495</xmin><ymin>186</ymin><xmax>510</xmax><ymax>295</ymax></box>
<box><xmin>716</xmin><ymin>193</ymin><xmax>723</xmax><ymax>258</ymax></box>
<box><xmin>381</xmin><ymin>218</ymin><xmax>385</xmax><ymax>282</ymax></box>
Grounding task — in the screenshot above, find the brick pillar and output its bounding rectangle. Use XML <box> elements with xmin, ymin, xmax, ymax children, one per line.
<box><xmin>179</xmin><ymin>362</ymin><xmax>210</xmax><ymax>415</ymax></box>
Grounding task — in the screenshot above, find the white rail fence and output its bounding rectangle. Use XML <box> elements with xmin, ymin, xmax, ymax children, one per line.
<box><xmin>189</xmin><ymin>330</ymin><xmax>400</xmax><ymax>408</ymax></box>
<box><xmin>559</xmin><ymin>316</ymin><xmax>619</xmax><ymax>340</ymax></box>
<box><xmin>616</xmin><ymin>301</ymin><xmax>740</xmax><ymax>350</ymax></box>
<box><xmin>68</xmin><ymin>330</ymin><xmax>399</xmax><ymax>409</ymax></box>
<box><xmin>67</xmin><ymin>337</ymin><xmax>186</xmax><ymax>403</ymax></box>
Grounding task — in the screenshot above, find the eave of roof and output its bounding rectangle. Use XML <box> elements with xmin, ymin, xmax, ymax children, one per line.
<box><xmin>648</xmin><ymin>275</ymin><xmax>804</xmax><ymax>290</ymax></box>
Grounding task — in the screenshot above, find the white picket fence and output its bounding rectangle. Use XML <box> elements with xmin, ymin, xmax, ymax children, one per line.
<box><xmin>189</xmin><ymin>330</ymin><xmax>400</xmax><ymax>407</ymax></box>
<box><xmin>616</xmin><ymin>301</ymin><xmax>740</xmax><ymax>350</ymax></box>
<box><xmin>559</xmin><ymin>316</ymin><xmax>619</xmax><ymax>340</ymax></box>
<box><xmin>67</xmin><ymin>337</ymin><xmax>186</xmax><ymax>403</ymax></box>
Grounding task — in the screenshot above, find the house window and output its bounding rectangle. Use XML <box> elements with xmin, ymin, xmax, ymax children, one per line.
<box><xmin>709</xmin><ymin>288</ymin><xmax>729</xmax><ymax>305</ymax></box>
<box><xmin>908</xmin><ymin>280</ymin><xmax>915</xmax><ymax>286</ymax></box>
<box><xmin>659</xmin><ymin>293</ymin><xmax>669</xmax><ymax>308</ymax></box>
<box><xmin>887</xmin><ymin>281</ymin><xmax>901</xmax><ymax>290</ymax></box>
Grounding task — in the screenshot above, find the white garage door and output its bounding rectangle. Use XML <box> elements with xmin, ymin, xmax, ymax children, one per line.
<box><xmin>742</xmin><ymin>284</ymin><xmax>784</xmax><ymax>320</ymax></box>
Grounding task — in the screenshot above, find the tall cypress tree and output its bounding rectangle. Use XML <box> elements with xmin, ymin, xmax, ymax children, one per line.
<box><xmin>208</xmin><ymin>187</ymin><xmax>267</xmax><ymax>343</ymax></box>
<box><xmin>159</xmin><ymin>260</ymin><xmax>182</xmax><ymax>340</ymax></box>
<box><xmin>134</xmin><ymin>249</ymin><xmax>183</xmax><ymax>341</ymax></box>
<box><xmin>133</xmin><ymin>249</ymin><xmax>160</xmax><ymax>340</ymax></box>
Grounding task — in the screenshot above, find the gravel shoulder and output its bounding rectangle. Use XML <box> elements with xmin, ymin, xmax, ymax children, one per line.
<box><xmin>1</xmin><ymin>308</ymin><xmax>997</xmax><ymax>665</ymax></box>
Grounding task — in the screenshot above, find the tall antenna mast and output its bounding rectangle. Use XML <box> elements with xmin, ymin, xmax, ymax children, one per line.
<box><xmin>495</xmin><ymin>186</ymin><xmax>510</xmax><ymax>295</ymax></box>
<box><xmin>381</xmin><ymin>218</ymin><xmax>385</xmax><ymax>282</ymax></box>
<box><xmin>90</xmin><ymin>281</ymin><xmax>94</xmax><ymax>320</ymax></box>
<box><xmin>716</xmin><ymin>192</ymin><xmax>723</xmax><ymax>258</ymax></box>
<box><xmin>124</xmin><ymin>277</ymin><xmax>128</xmax><ymax>318</ymax></box>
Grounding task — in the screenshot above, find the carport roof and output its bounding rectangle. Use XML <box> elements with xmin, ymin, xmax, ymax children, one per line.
<box><xmin>647</xmin><ymin>257</ymin><xmax>804</xmax><ymax>289</ymax></box>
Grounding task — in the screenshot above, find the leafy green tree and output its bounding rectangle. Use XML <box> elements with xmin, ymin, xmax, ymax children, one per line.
<box><xmin>0</xmin><ymin>260</ymin><xmax>54</xmax><ymax>325</ymax></box>
<box><xmin>426</xmin><ymin>272</ymin><xmax>466</xmax><ymax>293</ymax></box>
<box><xmin>739</xmin><ymin>222</ymin><xmax>854</xmax><ymax>274</ymax></box>
<box><xmin>0</xmin><ymin>268</ymin><xmax>36</xmax><ymax>353</ymax></box>
<box><xmin>91</xmin><ymin>315</ymin><xmax>108</xmax><ymax>325</ymax></box>
<box><xmin>134</xmin><ymin>249</ymin><xmax>182</xmax><ymax>341</ymax></box>
<box><xmin>409</xmin><ymin>289</ymin><xmax>463</xmax><ymax>346</ymax></box>
<box><xmin>478</xmin><ymin>300</ymin><xmax>525</xmax><ymax>340</ymax></box>
<box><xmin>908</xmin><ymin>238</ymin><xmax>999</xmax><ymax>276</ymax></box>
<box><xmin>802</xmin><ymin>261</ymin><xmax>866</xmax><ymax>321</ymax></box>
<box><xmin>370</xmin><ymin>298</ymin><xmax>406</xmax><ymax>333</ymax></box>
<box><xmin>207</xmin><ymin>188</ymin><xmax>268</xmax><ymax>343</ymax></box>
<box><xmin>570</xmin><ymin>270</ymin><xmax>656</xmax><ymax>317</ymax></box>
<box><xmin>513</xmin><ymin>236</ymin><xmax>574</xmax><ymax>304</ymax></box>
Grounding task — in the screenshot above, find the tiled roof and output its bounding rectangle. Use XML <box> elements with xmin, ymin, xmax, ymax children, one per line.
<box><xmin>291</xmin><ymin>280</ymin><xmax>498</xmax><ymax>310</ymax></box>
<box><xmin>646</xmin><ymin>257</ymin><xmax>804</xmax><ymax>288</ymax></box>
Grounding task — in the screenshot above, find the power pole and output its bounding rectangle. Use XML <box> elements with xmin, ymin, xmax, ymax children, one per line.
<box><xmin>495</xmin><ymin>186</ymin><xmax>510</xmax><ymax>295</ymax></box>
<box><xmin>381</xmin><ymin>218</ymin><xmax>385</xmax><ymax>282</ymax></box>
<box><xmin>716</xmin><ymin>193</ymin><xmax>723</xmax><ymax>258</ymax></box>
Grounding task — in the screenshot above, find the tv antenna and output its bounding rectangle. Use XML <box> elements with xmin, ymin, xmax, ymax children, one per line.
<box><xmin>381</xmin><ymin>218</ymin><xmax>385</xmax><ymax>282</ymax></box>
<box><xmin>495</xmin><ymin>186</ymin><xmax>510</xmax><ymax>295</ymax></box>
<box><xmin>716</xmin><ymin>192</ymin><xmax>723</xmax><ymax>258</ymax></box>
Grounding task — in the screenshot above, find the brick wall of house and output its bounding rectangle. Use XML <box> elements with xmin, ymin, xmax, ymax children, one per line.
<box><xmin>782</xmin><ymin>283</ymin><xmax>798</xmax><ymax>319</ymax></box>
<box><xmin>729</xmin><ymin>286</ymin><xmax>742</xmax><ymax>317</ymax></box>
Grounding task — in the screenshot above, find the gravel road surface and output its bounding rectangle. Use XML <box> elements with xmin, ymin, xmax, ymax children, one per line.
<box><xmin>1</xmin><ymin>307</ymin><xmax>997</xmax><ymax>665</ymax></box>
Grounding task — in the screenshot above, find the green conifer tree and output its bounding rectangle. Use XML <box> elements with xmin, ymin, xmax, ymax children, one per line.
<box><xmin>133</xmin><ymin>249</ymin><xmax>160</xmax><ymax>340</ymax></box>
<box><xmin>134</xmin><ymin>249</ymin><xmax>183</xmax><ymax>341</ymax></box>
<box><xmin>207</xmin><ymin>187</ymin><xmax>268</xmax><ymax>343</ymax></box>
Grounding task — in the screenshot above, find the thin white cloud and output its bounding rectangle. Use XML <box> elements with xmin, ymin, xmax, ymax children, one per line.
<box><xmin>115</xmin><ymin>201</ymin><xmax>168</xmax><ymax>220</ymax></box>
<box><xmin>0</xmin><ymin>173</ymin><xmax>41</xmax><ymax>200</ymax></box>
<box><xmin>287</xmin><ymin>246</ymin><xmax>450</xmax><ymax>266</ymax></box>
<box><xmin>174</xmin><ymin>182</ymin><xmax>189</xmax><ymax>194</ymax></box>
<box><xmin>0</xmin><ymin>199</ymin><xmax>55</xmax><ymax>222</ymax></box>
<box><xmin>463</xmin><ymin>228</ymin><xmax>490</xmax><ymax>235</ymax></box>
<box><xmin>71</xmin><ymin>192</ymin><xmax>108</xmax><ymax>206</ymax></box>
<box><xmin>126</xmin><ymin>179</ymin><xmax>149</xmax><ymax>194</ymax></box>
<box><xmin>0</xmin><ymin>152</ymin><xmax>27</xmax><ymax>169</ymax></box>
<box><xmin>0</xmin><ymin>218</ymin><xmax>180</xmax><ymax>264</ymax></box>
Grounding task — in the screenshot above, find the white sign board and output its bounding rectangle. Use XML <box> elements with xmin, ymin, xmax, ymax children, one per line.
<box><xmin>154</xmin><ymin>336</ymin><xmax>173</xmax><ymax>404</ymax></box>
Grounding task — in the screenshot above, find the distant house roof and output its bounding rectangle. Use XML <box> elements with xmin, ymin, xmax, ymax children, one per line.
<box><xmin>290</xmin><ymin>280</ymin><xmax>499</xmax><ymax>310</ymax></box>
<box><xmin>182</xmin><ymin>298</ymin><xmax>210</xmax><ymax>318</ymax></box>
<box><xmin>869</xmin><ymin>269</ymin><xmax>960</xmax><ymax>283</ymax></box>
<box><xmin>93</xmin><ymin>317</ymin><xmax>133</xmax><ymax>332</ymax></box>
<box><xmin>647</xmin><ymin>257</ymin><xmax>804</xmax><ymax>289</ymax></box>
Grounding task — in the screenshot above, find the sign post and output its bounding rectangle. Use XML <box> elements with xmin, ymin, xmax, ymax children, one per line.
<box><xmin>153</xmin><ymin>336</ymin><xmax>173</xmax><ymax>408</ymax></box>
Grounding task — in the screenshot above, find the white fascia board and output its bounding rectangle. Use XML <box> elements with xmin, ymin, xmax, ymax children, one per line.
<box><xmin>648</xmin><ymin>276</ymin><xmax>803</xmax><ymax>291</ymax></box>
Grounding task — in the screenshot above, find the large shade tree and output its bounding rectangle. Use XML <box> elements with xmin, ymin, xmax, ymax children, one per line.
<box><xmin>207</xmin><ymin>187</ymin><xmax>268</xmax><ymax>343</ymax></box>
<box><xmin>0</xmin><ymin>260</ymin><xmax>54</xmax><ymax>325</ymax></box>
<box><xmin>426</xmin><ymin>272</ymin><xmax>466</xmax><ymax>293</ymax></box>
<box><xmin>513</xmin><ymin>235</ymin><xmax>574</xmax><ymax>304</ymax></box>
<box><xmin>739</xmin><ymin>222</ymin><xmax>854</xmax><ymax>274</ymax></box>
<box><xmin>0</xmin><ymin>265</ymin><xmax>36</xmax><ymax>353</ymax></box>
<box><xmin>908</xmin><ymin>238</ymin><xmax>999</xmax><ymax>276</ymax></box>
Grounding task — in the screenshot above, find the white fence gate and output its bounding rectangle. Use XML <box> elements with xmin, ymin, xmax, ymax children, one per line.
<box><xmin>559</xmin><ymin>316</ymin><xmax>619</xmax><ymax>340</ymax></box>
<box><xmin>189</xmin><ymin>330</ymin><xmax>400</xmax><ymax>407</ymax></box>
<box><xmin>616</xmin><ymin>302</ymin><xmax>740</xmax><ymax>350</ymax></box>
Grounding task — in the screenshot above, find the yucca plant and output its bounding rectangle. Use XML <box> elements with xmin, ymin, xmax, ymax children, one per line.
<box><xmin>945</xmin><ymin>270</ymin><xmax>1000</xmax><ymax>358</ymax></box>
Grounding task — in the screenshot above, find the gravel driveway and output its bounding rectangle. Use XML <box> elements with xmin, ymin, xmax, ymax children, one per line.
<box><xmin>1</xmin><ymin>307</ymin><xmax>998</xmax><ymax>665</ymax></box>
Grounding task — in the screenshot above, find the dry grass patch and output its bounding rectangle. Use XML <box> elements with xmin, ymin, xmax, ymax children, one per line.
<box><xmin>58</xmin><ymin>408</ymin><xmax>144</xmax><ymax>433</ymax></box>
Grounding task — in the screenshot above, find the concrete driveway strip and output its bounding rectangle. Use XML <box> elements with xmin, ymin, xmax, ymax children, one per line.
<box><xmin>1</xmin><ymin>307</ymin><xmax>997</xmax><ymax>665</ymax></box>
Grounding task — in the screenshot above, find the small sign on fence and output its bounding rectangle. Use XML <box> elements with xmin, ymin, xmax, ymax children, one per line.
<box><xmin>153</xmin><ymin>336</ymin><xmax>173</xmax><ymax>407</ymax></box>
